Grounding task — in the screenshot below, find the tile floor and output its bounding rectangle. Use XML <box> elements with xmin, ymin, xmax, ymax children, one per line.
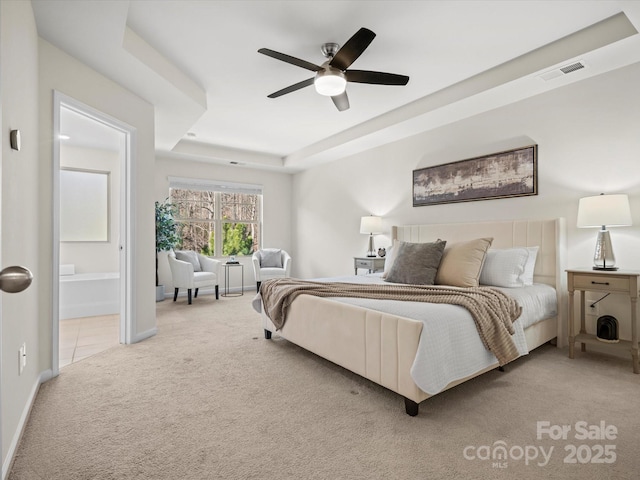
<box><xmin>59</xmin><ymin>314</ymin><xmax>120</xmax><ymax>368</ymax></box>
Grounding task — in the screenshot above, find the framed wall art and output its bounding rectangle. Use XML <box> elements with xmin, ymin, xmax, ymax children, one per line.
<box><xmin>413</xmin><ymin>145</ymin><xmax>537</xmax><ymax>207</ymax></box>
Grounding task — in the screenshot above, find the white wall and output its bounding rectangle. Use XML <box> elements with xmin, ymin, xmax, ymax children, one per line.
<box><xmin>38</xmin><ymin>41</ymin><xmax>157</xmax><ymax>345</ymax></box>
<box><xmin>1</xmin><ymin>5</ymin><xmax>156</xmax><ymax>471</ymax></box>
<box><xmin>60</xmin><ymin>145</ymin><xmax>120</xmax><ymax>274</ymax></box>
<box><xmin>154</xmin><ymin>156</ymin><xmax>292</xmax><ymax>294</ymax></box>
<box><xmin>292</xmin><ymin>62</ymin><xmax>640</xmax><ymax>339</ymax></box>
<box><xmin>0</xmin><ymin>0</ymin><xmax>40</xmax><ymax>471</ymax></box>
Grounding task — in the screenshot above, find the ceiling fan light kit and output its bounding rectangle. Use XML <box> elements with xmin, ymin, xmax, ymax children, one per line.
<box><xmin>314</xmin><ymin>68</ymin><xmax>346</xmax><ymax>96</ymax></box>
<box><xmin>259</xmin><ymin>27</ymin><xmax>409</xmax><ymax>111</ymax></box>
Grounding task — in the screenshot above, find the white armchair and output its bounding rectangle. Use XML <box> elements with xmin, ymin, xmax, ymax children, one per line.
<box><xmin>252</xmin><ymin>248</ymin><xmax>292</xmax><ymax>292</ymax></box>
<box><xmin>168</xmin><ymin>250</ymin><xmax>222</xmax><ymax>304</ymax></box>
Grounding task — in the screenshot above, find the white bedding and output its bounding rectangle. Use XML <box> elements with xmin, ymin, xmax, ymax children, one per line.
<box><xmin>299</xmin><ymin>273</ymin><xmax>557</xmax><ymax>395</ymax></box>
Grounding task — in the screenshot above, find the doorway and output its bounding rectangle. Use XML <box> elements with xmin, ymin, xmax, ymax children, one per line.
<box><xmin>52</xmin><ymin>93</ymin><xmax>134</xmax><ymax>376</ymax></box>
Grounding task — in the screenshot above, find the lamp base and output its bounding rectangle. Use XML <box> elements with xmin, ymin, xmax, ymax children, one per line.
<box><xmin>592</xmin><ymin>229</ymin><xmax>618</xmax><ymax>271</ymax></box>
<box><xmin>366</xmin><ymin>234</ymin><xmax>376</xmax><ymax>259</ymax></box>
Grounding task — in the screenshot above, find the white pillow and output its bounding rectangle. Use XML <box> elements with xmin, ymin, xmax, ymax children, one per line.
<box><xmin>521</xmin><ymin>246</ymin><xmax>539</xmax><ymax>286</ymax></box>
<box><xmin>479</xmin><ymin>246</ymin><xmax>539</xmax><ymax>288</ymax></box>
<box><xmin>382</xmin><ymin>243</ymin><xmax>395</xmax><ymax>277</ymax></box>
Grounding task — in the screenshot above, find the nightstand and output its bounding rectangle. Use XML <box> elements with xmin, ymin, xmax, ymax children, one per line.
<box><xmin>566</xmin><ymin>268</ymin><xmax>639</xmax><ymax>373</ymax></box>
<box><xmin>354</xmin><ymin>256</ymin><xmax>385</xmax><ymax>275</ymax></box>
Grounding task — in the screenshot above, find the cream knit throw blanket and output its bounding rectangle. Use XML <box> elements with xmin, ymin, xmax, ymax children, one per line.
<box><xmin>259</xmin><ymin>278</ymin><xmax>522</xmax><ymax>366</ymax></box>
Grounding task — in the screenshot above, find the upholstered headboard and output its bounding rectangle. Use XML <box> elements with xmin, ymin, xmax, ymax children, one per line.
<box><xmin>392</xmin><ymin>218</ymin><xmax>567</xmax><ymax>345</ymax></box>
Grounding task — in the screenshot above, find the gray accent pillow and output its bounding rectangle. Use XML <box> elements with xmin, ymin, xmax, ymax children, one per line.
<box><xmin>175</xmin><ymin>250</ymin><xmax>201</xmax><ymax>272</ymax></box>
<box><xmin>260</xmin><ymin>249</ymin><xmax>283</xmax><ymax>268</ymax></box>
<box><xmin>384</xmin><ymin>240</ymin><xmax>446</xmax><ymax>285</ymax></box>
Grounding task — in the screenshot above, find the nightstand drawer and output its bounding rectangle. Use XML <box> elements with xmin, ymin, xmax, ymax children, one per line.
<box><xmin>353</xmin><ymin>256</ymin><xmax>385</xmax><ymax>275</ymax></box>
<box><xmin>355</xmin><ymin>259</ymin><xmax>374</xmax><ymax>269</ymax></box>
<box><xmin>572</xmin><ymin>274</ymin><xmax>630</xmax><ymax>292</ymax></box>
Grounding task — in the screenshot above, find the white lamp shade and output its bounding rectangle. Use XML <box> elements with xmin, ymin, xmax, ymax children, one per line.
<box><xmin>577</xmin><ymin>194</ymin><xmax>632</xmax><ymax>228</ymax></box>
<box><xmin>360</xmin><ymin>215</ymin><xmax>382</xmax><ymax>234</ymax></box>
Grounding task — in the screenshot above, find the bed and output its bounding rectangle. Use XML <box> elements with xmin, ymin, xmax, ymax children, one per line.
<box><xmin>254</xmin><ymin>219</ymin><xmax>567</xmax><ymax>416</ymax></box>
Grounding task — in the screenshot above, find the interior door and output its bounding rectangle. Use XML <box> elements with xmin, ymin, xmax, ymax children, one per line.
<box><xmin>0</xmin><ymin>134</ymin><xmax>34</xmax><ymax>468</ymax></box>
<box><xmin>53</xmin><ymin>92</ymin><xmax>134</xmax><ymax>376</ymax></box>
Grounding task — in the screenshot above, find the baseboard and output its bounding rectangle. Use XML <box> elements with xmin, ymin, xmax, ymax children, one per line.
<box><xmin>165</xmin><ymin>285</ymin><xmax>253</xmax><ymax>299</ymax></box>
<box><xmin>2</xmin><ymin>369</ymin><xmax>51</xmax><ymax>480</ymax></box>
<box><xmin>132</xmin><ymin>327</ymin><xmax>157</xmax><ymax>343</ymax></box>
<box><xmin>165</xmin><ymin>287</ymin><xmax>217</xmax><ymax>299</ymax></box>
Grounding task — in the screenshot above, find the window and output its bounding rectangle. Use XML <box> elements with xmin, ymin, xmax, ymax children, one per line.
<box><xmin>60</xmin><ymin>168</ymin><xmax>110</xmax><ymax>242</ymax></box>
<box><xmin>169</xmin><ymin>178</ymin><xmax>262</xmax><ymax>257</ymax></box>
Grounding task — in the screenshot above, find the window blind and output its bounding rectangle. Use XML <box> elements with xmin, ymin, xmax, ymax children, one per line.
<box><xmin>168</xmin><ymin>176</ymin><xmax>263</xmax><ymax>195</ymax></box>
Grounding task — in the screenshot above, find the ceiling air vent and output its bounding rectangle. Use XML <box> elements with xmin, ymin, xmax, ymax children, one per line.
<box><xmin>538</xmin><ymin>60</ymin><xmax>587</xmax><ymax>81</ymax></box>
<box><xmin>560</xmin><ymin>62</ymin><xmax>586</xmax><ymax>74</ymax></box>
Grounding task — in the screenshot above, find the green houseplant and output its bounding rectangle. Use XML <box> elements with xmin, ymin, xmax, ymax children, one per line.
<box><xmin>155</xmin><ymin>199</ymin><xmax>180</xmax><ymax>301</ymax></box>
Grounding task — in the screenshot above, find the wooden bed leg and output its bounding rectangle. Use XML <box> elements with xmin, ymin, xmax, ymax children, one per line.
<box><xmin>264</xmin><ymin>329</ymin><xmax>272</xmax><ymax>340</ymax></box>
<box><xmin>404</xmin><ymin>398</ymin><xmax>419</xmax><ymax>417</ymax></box>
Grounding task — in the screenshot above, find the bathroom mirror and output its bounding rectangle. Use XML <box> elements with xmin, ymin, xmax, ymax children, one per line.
<box><xmin>60</xmin><ymin>168</ymin><xmax>110</xmax><ymax>242</ymax></box>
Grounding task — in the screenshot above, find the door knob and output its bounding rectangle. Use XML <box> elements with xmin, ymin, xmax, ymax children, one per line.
<box><xmin>0</xmin><ymin>266</ymin><xmax>33</xmax><ymax>293</ymax></box>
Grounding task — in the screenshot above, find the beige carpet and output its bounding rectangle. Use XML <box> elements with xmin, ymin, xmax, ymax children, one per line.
<box><xmin>9</xmin><ymin>293</ymin><xmax>640</xmax><ymax>479</ymax></box>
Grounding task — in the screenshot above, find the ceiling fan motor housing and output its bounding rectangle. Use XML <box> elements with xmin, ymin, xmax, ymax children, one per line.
<box><xmin>321</xmin><ymin>42</ymin><xmax>340</xmax><ymax>58</ymax></box>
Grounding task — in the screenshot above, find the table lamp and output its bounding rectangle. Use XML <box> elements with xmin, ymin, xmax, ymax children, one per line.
<box><xmin>577</xmin><ymin>193</ymin><xmax>632</xmax><ymax>270</ymax></box>
<box><xmin>360</xmin><ymin>215</ymin><xmax>382</xmax><ymax>257</ymax></box>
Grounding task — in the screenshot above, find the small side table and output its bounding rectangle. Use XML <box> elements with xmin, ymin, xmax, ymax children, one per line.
<box><xmin>354</xmin><ymin>256</ymin><xmax>385</xmax><ymax>275</ymax></box>
<box><xmin>567</xmin><ymin>268</ymin><xmax>639</xmax><ymax>373</ymax></box>
<box><xmin>222</xmin><ymin>263</ymin><xmax>243</xmax><ymax>297</ymax></box>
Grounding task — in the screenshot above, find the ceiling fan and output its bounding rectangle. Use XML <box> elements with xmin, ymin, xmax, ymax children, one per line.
<box><xmin>258</xmin><ymin>27</ymin><xmax>409</xmax><ymax>111</ymax></box>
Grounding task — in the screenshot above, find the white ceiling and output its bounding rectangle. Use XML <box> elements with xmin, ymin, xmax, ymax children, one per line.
<box><xmin>60</xmin><ymin>106</ymin><xmax>124</xmax><ymax>152</ymax></box>
<box><xmin>32</xmin><ymin>1</ymin><xmax>640</xmax><ymax>172</ymax></box>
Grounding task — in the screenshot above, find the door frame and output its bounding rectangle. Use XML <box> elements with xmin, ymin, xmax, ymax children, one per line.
<box><xmin>52</xmin><ymin>91</ymin><xmax>136</xmax><ymax>376</ymax></box>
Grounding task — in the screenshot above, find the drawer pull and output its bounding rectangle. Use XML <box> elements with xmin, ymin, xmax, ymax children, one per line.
<box><xmin>591</xmin><ymin>281</ymin><xmax>609</xmax><ymax>286</ymax></box>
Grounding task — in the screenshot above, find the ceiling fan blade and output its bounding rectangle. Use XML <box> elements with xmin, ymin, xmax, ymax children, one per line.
<box><xmin>258</xmin><ymin>48</ymin><xmax>321</xmax><ymax>72</ymax></box>
<box><xmin>346</xmin><ymin>70</ymin><xmax>409</xmax><ymax>85</ymax></box>
<box><xmin>329</xmin><ymin>27</ymin><xmax>376</xmax><ymax>71</ymax></box>
<box><xmin>267</xmin><ymin>77</ymin><xmax>315</xmax><ymax>98</ymax></box>
<box><xmin>331</xmin><ymin>91</ymin><xmax>350</xmax><ymax>111</ymax></box>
